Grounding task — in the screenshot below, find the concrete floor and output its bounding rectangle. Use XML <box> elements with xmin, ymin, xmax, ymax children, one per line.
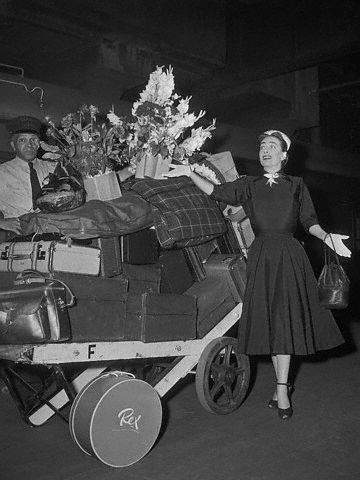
<box><xmin>1</xmin><ymin>314</ymin><xmax>359</xmax><ymax>480</ymax></box>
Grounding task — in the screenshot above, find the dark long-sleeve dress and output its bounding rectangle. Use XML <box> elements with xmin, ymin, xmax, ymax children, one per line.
<box><xmin>211</xmin><ymin>174</ymin><xmax>344</xmax><ymax>355</ymax></box>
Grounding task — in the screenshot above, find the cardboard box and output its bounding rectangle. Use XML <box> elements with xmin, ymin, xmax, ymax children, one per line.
<box><xmin>135</xmin><ymin>154</ymin><xmax>171</xmax><ymax>179</ymax></box>
<box><xmin>84</xmin><ymin>171</ymin><xmax>122</xmax><ymax>201</ymax></box>
<box><xmin>207</xmin><ymin>151</ymin><xmax>239</xmax><ymax>182</ymax></box>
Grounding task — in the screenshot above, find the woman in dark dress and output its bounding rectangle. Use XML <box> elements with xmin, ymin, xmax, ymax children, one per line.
<box><xmin>165</xmin><ymin>130</ymin><xmax>351</xmax><ymax>420</ymax></box>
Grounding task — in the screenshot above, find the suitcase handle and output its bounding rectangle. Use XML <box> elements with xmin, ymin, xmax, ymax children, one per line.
<box><xmin>14</xmin><ymin>269</ymin><xmax>76</xmax><ymax>308</ymax></box>
<box><xmin>9</xmin><ymin>253</ymin><xmax>34</xmax><ymax>260</ymax></box>
<box><xmin>7</xmin><ymin>242</ymin><xmax>39</xmax><ymax>271</ymax></box>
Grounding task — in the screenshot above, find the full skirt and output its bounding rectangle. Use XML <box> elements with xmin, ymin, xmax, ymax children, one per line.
<box><xmin>237</xmin><ymin>235</ymin><xmax>344</xmax><ymax>355</ymax></box>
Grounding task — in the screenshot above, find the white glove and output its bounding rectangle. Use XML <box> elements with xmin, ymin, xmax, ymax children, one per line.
<box><xmin>325</xmin><ymin>233</ymin><xmax>351</xmax><ymax>258</ymax></box>
<box><xmin>162</xmin><ymin>164</ymin><xmax>191</xmax><ymax>178</ymax></box>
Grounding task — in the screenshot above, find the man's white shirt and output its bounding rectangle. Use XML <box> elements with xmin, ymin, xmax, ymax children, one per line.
<box><xmin>0</xmin><ymin>156</ymin><xmax>56</xmax><ymax>217</ymax></box>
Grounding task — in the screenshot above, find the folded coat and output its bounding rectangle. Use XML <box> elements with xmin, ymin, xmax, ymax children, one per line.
<box><xmin>19</xmin><ymin>192</ymin><xmax>153</xmax><ymax>239</ymax></box>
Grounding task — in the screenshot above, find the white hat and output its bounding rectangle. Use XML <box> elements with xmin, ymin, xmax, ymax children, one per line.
<box><xmin>263</xmin><ymin>130</ymin><xmax>291</xmax><ymax>151</ymax></box>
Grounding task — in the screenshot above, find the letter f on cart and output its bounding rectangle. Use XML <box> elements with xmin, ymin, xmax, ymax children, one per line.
<box><xmin>88</xmin><ymin>344</ymin><xmax>96</xmax><ymax>359</ymax></box>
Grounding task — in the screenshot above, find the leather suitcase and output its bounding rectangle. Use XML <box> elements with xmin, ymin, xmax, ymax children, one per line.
<box><xmin>231</xmin><ymin>217</ymin><xmax>255</xmax><ymax>257</ymax></box>
<box><xmin>183</xmin><ymin>246</ymin><xmax>206</xmax><ymax>282</ymax></box>
<box><xmin>185</xmin><ymin>276</ymin><xmax>236</xmax><ymax>338</ymax></box>
<box><xmin>94</xmin><ymin>236</ymin><xmax>122</xmax><ymax>277</ymax></box>
<box><xmin>122</xmin><ymin>263</ymin><xmax>161</xmax><ymax>294</ymax></box>
<box><xmin>0</xmin><ymin>241</ymin><xmax>101</xmax><ymax>276</ymax></box>
<box><xmin>54</xmin><ymin>273</ymin><xmax>128</xmax><ymax>342</ymax></box>
<box><xmin>124</xmin><ymin>294</ymin><xmax>143</xmax><ymax>340</ymax></box>
<box><xmin>203</xmin><ymin>254</ymin><xmax>247</xmax><ymax>302</ymax></box>
<box><xmin>191</xmin><ymin>239</ymin><xmax>219</xmax><ymax>264</ymax></box>
<box><xmin>0</xmin><ymin>282</ymin><xmax>71</xmax><ymax>344</ymax></box>
<box><xmin>125</xmin><ymin>292</ymin><xmax>197</xmax><ymax>342</ymax></box>
<box><xmin>121</xmin><ymin>227</ymin><xmax>159</xmax><ymax>265</ymax></box>
<box><xmin>223</xmin><ymin>205</ymin><xmax>255</xmax><ymax>257</ymax></box>
<box><xmin>159</xmin><ymin>249</ymin><xmax>194</xmax><ymax>294</ymax></box>
<box><xmin>215</xmin><ymin>221</ymin><xmax>243</xmax><ymax>255</ymax></box>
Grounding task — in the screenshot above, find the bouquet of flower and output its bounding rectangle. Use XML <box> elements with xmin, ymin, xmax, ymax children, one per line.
<box><xmin>107</xmin><ymin>66</ymin><xmax>216</xmax><ymax>174</ymax></box>
<box><xmin>41</xmin><ymin>105</ymin><xmax>130</xmax><ymax>178</ymax></box>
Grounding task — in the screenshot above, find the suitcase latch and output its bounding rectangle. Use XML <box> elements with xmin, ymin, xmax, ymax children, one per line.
<box><xmin>37</xmin><ymin>249</ymin><xmax>46</xmax><ymax>260</ymax></box>
<box><xmin>1</xmin><ymin>246</ymin><xmax>9</xmax><ymax>260</ymax></box>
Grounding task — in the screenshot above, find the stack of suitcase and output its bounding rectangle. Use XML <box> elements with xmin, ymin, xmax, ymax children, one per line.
<box><xmin>0</xmin><ymin>214</ymin><xmax>249</xmax><ymax>343</ymax></box>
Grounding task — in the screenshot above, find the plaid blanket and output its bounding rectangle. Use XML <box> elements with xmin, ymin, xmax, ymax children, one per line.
<box><xmin>131</xmin><ymin>177</ymin><xmax>226</xmax><ymax>248</ymax></box>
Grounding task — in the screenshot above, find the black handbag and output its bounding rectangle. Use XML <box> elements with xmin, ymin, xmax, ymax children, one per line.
<box><xmin>0</xmin><ymin>270</ymin><xmax>75</xmax><ymax>344</ymax></box>
<box><xmin>318</xmin><ymin>235</ymin><xmax>350</xmax><ymax>310</ymax></box>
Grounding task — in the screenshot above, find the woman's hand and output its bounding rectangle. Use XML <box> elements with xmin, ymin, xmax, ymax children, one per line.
<box><xmin>162</xmin><ymin>164</ymin><xmax>191</xmax><ymax>178</ymax></box>
<box><xmin>325</xmin><ymin>233</ymin><xmax>351</xmax><ymax>258</ymax></box>
<box><xmin>0</xmin><ymin>217</ymin><xmax>22</xmax><ymax>235</ymax></box>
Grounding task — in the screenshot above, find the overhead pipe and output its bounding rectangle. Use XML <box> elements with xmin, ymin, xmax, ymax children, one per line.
<box><xmin>310</xmin><ymin>79</ymin><xmax>360</xmax><ymax>94</ymax></box>
<box><xmin>0</xmin><ymin>63</ymin><xmax>24</xmax><ymax>77</ymax></box>
<box><xmin>0</xmin><ymin>78</ymin><xmax>44</xmax><ymax>108</ymax></box>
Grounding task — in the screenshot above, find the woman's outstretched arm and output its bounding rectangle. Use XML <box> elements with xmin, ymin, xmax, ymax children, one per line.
<box><xmin>163</xmin><ymin>164</ymin><xmax>215</xmax><ymax>195</ymax></box>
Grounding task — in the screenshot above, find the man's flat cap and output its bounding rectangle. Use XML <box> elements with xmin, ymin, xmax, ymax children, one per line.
<box><xmin>6</xmin><ymin>116</ymin><xmax>43</xmax><ymax>135</ymax></box>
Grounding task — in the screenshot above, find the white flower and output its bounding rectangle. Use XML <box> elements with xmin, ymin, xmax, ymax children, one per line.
<box><xmin>122</xmin><ymin>66</ymin><xmax>217</xmax><ymax>164</ymax></box>
<box><xmin>193</xmin><ymin>163</ymin><xmax>221</xmax><ymax>185</ymax></box>
<box><xmin>107</xmin><ymin>112</ymin><xmax>122</xmax><ymax>126</ymax></box>
<box><xmin>138</xmin><ymin>66</ymin><xmax>175</xmax><ymax>106</ymax></box>
<box><xmin>81</xmin><ymin>131</ymin><xmax>91</xmax><ymax>142</ymax></box>
<box><xmin>177</xmin><ymin>98</ymin><xmax>190</xmax><ymax>115</ymax></box>
<box><xmin>89</xmin><ymin>105</ymin><xmax>99</xmax><ymax>119</ymax></box>
<box><xmin>179</xmin><ymin>120</ymin><xmax>216</xmax><ymax>155</ymax></box>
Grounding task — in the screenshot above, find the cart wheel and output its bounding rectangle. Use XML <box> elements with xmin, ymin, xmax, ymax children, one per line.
<box><xmin>195</xmin><ymin>337</ymin><xmax>250</xmax><ymax>415</ymax></box>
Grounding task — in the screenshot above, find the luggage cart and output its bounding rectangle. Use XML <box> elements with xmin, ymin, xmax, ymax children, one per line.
<box><xmin>0</xmin><ymin>303</ymin><xmax>249</xmax><ymax>467</ymax></box>
<box><xmin>0</xmin><ymin>302</ymin><xmax>249</xmax><ymax>426</ymax></box>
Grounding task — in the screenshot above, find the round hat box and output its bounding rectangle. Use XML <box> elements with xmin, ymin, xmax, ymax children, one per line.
<box><xmin>69</xmin><ymin>371</ymin><xmax>162</xmax><ymax>467</ymax></box>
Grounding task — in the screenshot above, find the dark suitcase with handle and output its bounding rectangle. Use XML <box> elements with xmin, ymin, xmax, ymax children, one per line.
<box><xmin>184</xmin><ymin>276</ymin><xmax>236</xmax><ymax>338</ymax></box>
<box><xmin>121</xmin><ymin>228</ymin><xmax>159</xmax><ymax>265</ymax></box>
<box><xmin>125</xmin><ymin>292</ymin><xmax>197</xmax><ymax>342</ymax></box>
<box><xmin>122</xmin><ymin>263</ymin><xmax>161</xmax><ymax>294</ymax></box>
<box><xmin>94</xmin><ymin>236</ymin><xmax>122</xmax><ymax>277</ymax></box>
<box><xmin>159</xmin><ymin>249</ymin><xmax>194</xmax><ymax>294</ymax></box>
<box><xmin>203</xmin><ymin>254</ymin><xmax>247</xmax><ymax>302</ymax></box>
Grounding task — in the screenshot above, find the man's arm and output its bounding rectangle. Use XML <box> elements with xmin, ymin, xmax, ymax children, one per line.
<box><xmin>0</xmin><ymin>217</ymin><xmax>22</xmax><ymax>235</ymax></box>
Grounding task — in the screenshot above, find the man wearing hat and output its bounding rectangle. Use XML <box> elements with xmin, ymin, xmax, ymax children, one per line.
<box><xmin>0</xmin><ymin>115</ymin><xmax>56</xmax><ymax>235</ymax></box>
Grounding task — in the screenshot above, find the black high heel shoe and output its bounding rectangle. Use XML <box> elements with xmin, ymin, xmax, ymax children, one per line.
<box><xmin>268</xmin><ymin>383</ymin><xmax>294</xmax><ymax>412</ymax></box>
<box><xmin>276</xmin><ymin>382</ymin><xmax>293</xmax><ymax>420</ymax></box>
<box><xmin>267</xmin><ymin>398</ymin><xmax>278</xmax><ymax>409</ymax></box>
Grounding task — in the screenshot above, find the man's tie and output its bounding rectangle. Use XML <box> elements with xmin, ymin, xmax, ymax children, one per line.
<box><xmin>29</xmin><ymin>162</ymin><xmax>42</xmax><ymax>208</ymax></box>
